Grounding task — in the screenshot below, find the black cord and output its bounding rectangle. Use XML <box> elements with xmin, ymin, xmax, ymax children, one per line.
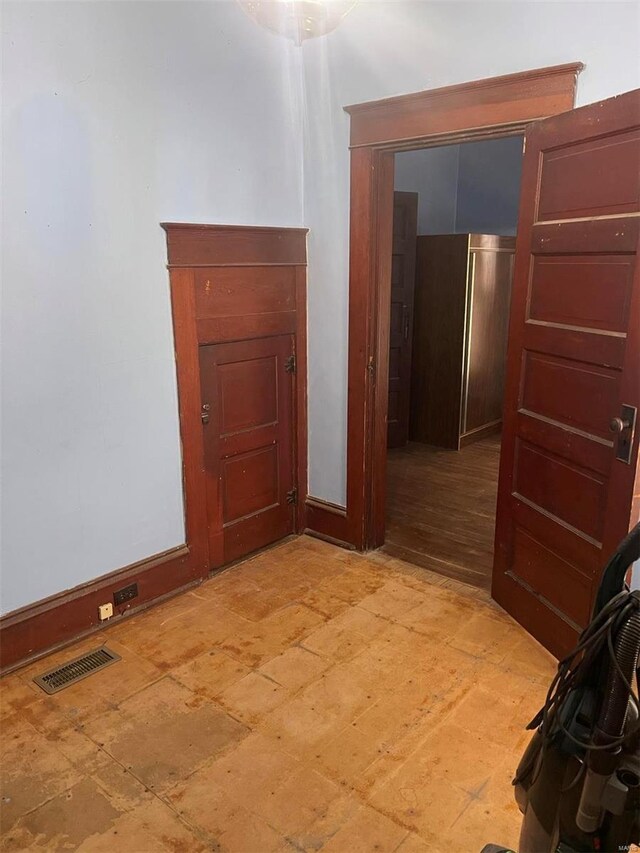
<box><xmin>514</xmin><ymin>592</ymin><xmax>640</xmax><ymax>786</ymax></box>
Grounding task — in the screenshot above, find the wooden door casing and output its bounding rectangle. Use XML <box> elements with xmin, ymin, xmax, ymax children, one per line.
<box><xmin>200</xmin><ymin>335</ymin><xmax>296</xmax><ymax>567</ymax></box>
<box><xmin>493</xmin><ymin>90</ymin><xmax>640</xmax><ymax>658</ymax></box>
<box><xmin>343</xmin><ymin>65</ymin><xmax>582</xmax><ymax>551</ymax></box>
<box><xmin>388</xmin><ymin>192</ymin><xmax>418</xmax><ymax>448</ymax></box>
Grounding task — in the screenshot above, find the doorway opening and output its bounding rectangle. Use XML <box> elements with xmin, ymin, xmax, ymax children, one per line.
<box><xmin>342</xmin><ymin>68</ymin><xmax>640</xmax><ymax>658</ymax></box>
<box><xmin>382</xmin><ymin>136</ymin><xmax>524</xmax><ymax>590</ymax></box>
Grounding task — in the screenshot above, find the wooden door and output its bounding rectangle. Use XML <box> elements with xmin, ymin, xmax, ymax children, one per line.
<box><xmin>493</xmin><ymin>90</ymin><xmax>640</xmax><ymax>658</ymax></box>
<box><xmin>199</xmin><ymin>335</ymin><xmax>296</xmax><ymax>567</ymax></box>
<box><xmin>388</xmin><ymin>192</ymin><xmax>418</xmax><ymax>448</ymax></box>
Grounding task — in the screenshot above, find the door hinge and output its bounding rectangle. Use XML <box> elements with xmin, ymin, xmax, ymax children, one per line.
<box><xmin>286</xmin><ymin>488</ymin><xmax>298</xmax><ymax>505</ymax></box>
<box><xmin>285</xmin><ymin>354</ymin><xmax>296</xmax><ymax>374</ymax></box>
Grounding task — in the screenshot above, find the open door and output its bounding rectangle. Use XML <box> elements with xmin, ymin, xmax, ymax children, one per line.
<box><xmin>387</xmin><ymin>192</ymin><xmax>418</xmax><ymax>448</ymax></box>
<box><xmin>493</xmin><ymin>89</ymin><xmax>640</xmax><ymax>659</ymax></box>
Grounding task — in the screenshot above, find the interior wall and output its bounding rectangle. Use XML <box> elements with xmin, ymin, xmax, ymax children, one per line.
<box><xmin>1</xmin><ymin>0</ymin><xmax>304</xmax><ymax>615</ymax></box>
<box><xmin>394</xmin><ymin>146</ymin><xmax>459</xmax><ymax>234</ymax></box>
<box><xmin>394</xmin><ymin>136</ymin><xmax>523</xmax><ymax>236</ymax></box>
<box><xmin>455</xmin><ymin>136</ymin><xmax>523</xmax><ymax>235</ymax></box>
<box><xmin>303</xmin><ymin>0</ymin><xmax>640</xmax><ymax>506</ymax></box>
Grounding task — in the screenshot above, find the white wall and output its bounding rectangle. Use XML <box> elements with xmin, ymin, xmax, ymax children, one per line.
<box><xmin>3</xmin><ymin>0</ymin><xmax>640</xmax><ymax>614</ymax></box>
<box><xmin>303</xmin><ymin>0</ymin><xmax>640</xmax><ymax>506</ymax></box>
<box><xmin>1</xmin><ymin>1</ymin><xmax>304</xmax><ymax>614</ymax></box>
<box><xmin>394</xmin><ymin>136</ymin><xmax>524</xmax><ymax>236</ymax></box>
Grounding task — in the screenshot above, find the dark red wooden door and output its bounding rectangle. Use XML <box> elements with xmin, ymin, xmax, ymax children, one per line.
<box><xmin>388</xmin><ymin>192</ymin><xmax>418</xmax><ymax>448</ymax></box>
<box><xmin>493</xmin><ymin>90</ymin><xmax>640</xmax><ymax>658</ymax></box>
<box><xmin>199</xmin><ymin>335</ymin><xmax>296</xmax><ymax>567</ymax></box>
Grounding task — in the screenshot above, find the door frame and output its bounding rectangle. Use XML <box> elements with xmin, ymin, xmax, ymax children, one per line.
<box><xmin>340</xmin><ymin>62</ymin><xmax>584</xmax><ymax>552</ymax></box>
<box><xmin>161</xmin><ymin>223</ymin><xmax>309</xmax><ymax>577</ymax></box>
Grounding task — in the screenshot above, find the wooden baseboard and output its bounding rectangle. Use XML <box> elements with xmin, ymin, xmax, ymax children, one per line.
<box><xmin>460</xmin><ymin>420</ymin><xmax>502</xmax><ymax>448</ymax></box>
<box><xmin>304</xmin><ymin>497</ymin><xmax>354</xmax><ymax>550</ymax></box>
<box><xmin>0</xmin><ymin>544</ymin><xmax>205</xmax><ymax>675</ymax></box>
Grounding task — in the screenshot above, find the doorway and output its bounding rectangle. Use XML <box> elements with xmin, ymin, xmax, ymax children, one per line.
<box><xmin>383</xmin><ymin>137</ymin><xmax>523</xmax><ymax>590</ymax></box>
<box><xmin>341</xmin><ymin>68</ymin><xmax>640</xmax><ymax>658</ymax></box>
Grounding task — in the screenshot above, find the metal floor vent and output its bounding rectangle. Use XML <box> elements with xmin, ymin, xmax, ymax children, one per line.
<box><xmin>33</xmin><ymin>646</ymin><xmax>121</xmax><ymax>694</ymax></box>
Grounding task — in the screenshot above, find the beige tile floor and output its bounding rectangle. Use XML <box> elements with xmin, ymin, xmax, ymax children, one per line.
<box><xmin>0</xmin><ymin>536</ymin><xmax>556</xmax><ymax>852</ymax></box>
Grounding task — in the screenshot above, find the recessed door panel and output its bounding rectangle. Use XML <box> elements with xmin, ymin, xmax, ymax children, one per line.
<box><xmin>222</xmin><ymin>446</ymin><xmax>279</xmax><ymax>523</ymax></box>
<box><xmin>514</xmin><ymin>441</ymin><xmax>606</xmax><ymax>544</ymax></box>
<box><xmin>521</xmin><ymin>352</ymin><xmax>619</xmax><ymax>441</ymax></box>
<box><xmin>219</xmin><ymin>357</ymin><xmax>277</xmax><ymax>435</ymax></box>
<box><xmin>511</xmin><ymin>527</ymin><xmax>592</xmax><ymax>628</ymax></box>
<box><xmin>528</xmin><ymin>255</ymin><xmax>633</xmax><ymax>331</ymax></box>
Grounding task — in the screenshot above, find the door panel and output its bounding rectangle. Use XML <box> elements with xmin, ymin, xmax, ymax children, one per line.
<box><xmin>493</xmin><ymin>89</ymin><xmax>640</xmax><ymax>658</ymax></box>
<box><xmin>528</xmin><ymin>255</ymin><xmax>634</xmax><ymax>331</ymax></box>
<box><xmin>537</xmin><ymin>129</ymin><xmax>640</xmax><ymax>219</ymax></box>
<box><xmin>521</xmin><ymin>352</ymin><xmax>619</xmax><ymax>440</ymax></box>
<box><xmin>200</xmin><ymin>335</ymin><xmax>295</xmax><ymax>567</ymax></box>
<box><xmin>387</xmin><ymin>192</ymin><xmax>418</xmax><ymax>448</ymax></box>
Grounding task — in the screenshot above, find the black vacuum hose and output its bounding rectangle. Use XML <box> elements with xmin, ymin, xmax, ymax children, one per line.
<box><xmin>576</xmin><ymin>599</ymin><xmax>640</xmax><ymax>833</ymax></box>
<box><xmin>596</xmin><ymin>604</ymin><xmax>640</xmax><ymax>755</ymax></box>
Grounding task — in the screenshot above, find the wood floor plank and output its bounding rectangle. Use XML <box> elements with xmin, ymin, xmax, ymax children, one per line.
<box><xmin>383</xmin><ymin>436</ymin><xmax>501</xmax><ymax>590</ymax></box>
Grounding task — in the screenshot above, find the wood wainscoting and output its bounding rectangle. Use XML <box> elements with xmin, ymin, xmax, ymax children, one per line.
<box><xmin>0</xmin><ymin>224</ymin><xmax>309</xmax><ymax>674</ymax></box>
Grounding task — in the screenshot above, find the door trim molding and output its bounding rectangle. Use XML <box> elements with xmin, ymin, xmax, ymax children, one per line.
<box><xmin>343</xmin><ymin>63</ymin><xmax>584</xmax><ymax>551</ymax></box>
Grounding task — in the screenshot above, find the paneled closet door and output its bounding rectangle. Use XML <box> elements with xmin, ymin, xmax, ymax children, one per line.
<box><xmin>199</xmin><ymin>335</ymin><xmax>296</xmax><ymax>567</ymax></box>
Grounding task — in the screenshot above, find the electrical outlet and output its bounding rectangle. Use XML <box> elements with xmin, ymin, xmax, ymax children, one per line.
<box><xmin>113</xmin><ymin>582</ymin><xmax>138</xmax><ymax>607</ymax></box>
<box><xmin>98</xmin><ymin>603</ymin><xmax>114</xmax><ymax>621</ymax></box>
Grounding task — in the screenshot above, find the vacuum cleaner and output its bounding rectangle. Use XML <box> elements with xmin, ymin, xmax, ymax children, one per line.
<box><xmin>483</xmin><ymin>522</ymin><xmax>640</xmax><ymax>853</ymax></box>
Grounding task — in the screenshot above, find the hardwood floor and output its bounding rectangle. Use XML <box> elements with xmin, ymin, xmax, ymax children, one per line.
<box><xmin>1</xmin><ymin>535</ymin><xmax>555</xmax><ymax>852</ymax></box>
<box><xmin>383</xmin><ymin>435</ymin><xmax>502</xmax><ymax>590</ymax></box>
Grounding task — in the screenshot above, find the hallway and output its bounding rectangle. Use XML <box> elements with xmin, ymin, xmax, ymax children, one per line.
<box><xmin>384</xmin><ymin>435</ymin><xmax>501</xmax><ymax>590</ymax></box>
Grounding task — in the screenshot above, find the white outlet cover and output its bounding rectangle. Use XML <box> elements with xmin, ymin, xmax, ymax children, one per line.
<box><xmin>98</xmin><ymin>603</ymin><xmax>114</xmax><ymax>620</ymax></box>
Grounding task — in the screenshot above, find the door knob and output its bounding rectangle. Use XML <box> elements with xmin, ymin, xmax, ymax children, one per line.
<box><xmin>609</xmin><ymin>405</ymin><xmax>637</xmax><ymax>465</ymax></box>
<box><xmin>609</xmin><ymin>416</ymin><xmax>631</xmax><ymax>433</ymax></box>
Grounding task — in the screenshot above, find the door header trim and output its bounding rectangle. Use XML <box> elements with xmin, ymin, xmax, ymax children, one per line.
<box><xmin>344</xmin><ymin>62</ymin><xmax>584</xmax><ymax>148</ymax></box>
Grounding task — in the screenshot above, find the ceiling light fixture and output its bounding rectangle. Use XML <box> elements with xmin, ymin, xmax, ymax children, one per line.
<box><xmin>239</xmin><ymin>0</ymin><xmax>358</xmax><ymax>46</ymax></box>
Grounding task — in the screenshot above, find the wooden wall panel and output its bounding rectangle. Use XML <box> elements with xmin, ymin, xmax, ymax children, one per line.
<box><xmin>194</xmin><ymin>267</ymin><xmax>297</xmax><ymax>318</ymax></box>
